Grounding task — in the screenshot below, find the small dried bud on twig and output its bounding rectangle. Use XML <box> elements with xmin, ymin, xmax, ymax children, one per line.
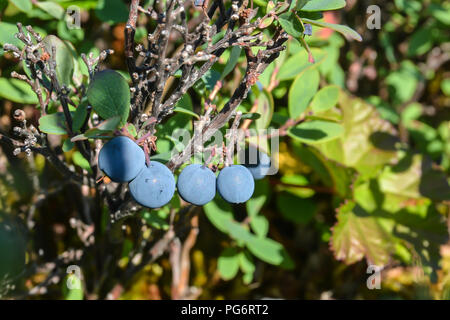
<box><xmin>13</xmin><ymin>126</ymin><xmax>23</xmax><ymax>134</ymax></box>
<box><xmin>140</xmin><ymin>113</ymin><xmax>149</xmax><ymax>123</ymax></box>
<box><xmin>13</xmin><ymin>109</ymin><xmax>26</xmax><ymax>122</ymax></box>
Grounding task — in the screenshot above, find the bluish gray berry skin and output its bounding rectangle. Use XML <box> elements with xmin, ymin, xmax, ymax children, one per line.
<box><xmin>243</xmin><ymin>148</ymin><xmax>271</xmax><ymax>180</ymax></box>
<box><xmin>129</xmin><ymin>161</ymin><xmax>175</xmax><ymax>208</ymax></box>
<box><xmin>177</xmin><ymin>164</ymin><xmax>216</xmax><ymax>206</ymax></box>
<box><xmin>217</xmin><ymin>165</ymin><xmax>255</xmax><ymax>203</ymax></box>
<box><xmin>98</xmin><ymin>136</ymin><xmax>145</xmax><ymax>183</ymax></box>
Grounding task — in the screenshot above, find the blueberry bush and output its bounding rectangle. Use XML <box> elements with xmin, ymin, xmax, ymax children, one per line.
<box><xmin>0</xmin><ymin>0</ymin><xmax>449</xmax><ymax>300</ymax></box>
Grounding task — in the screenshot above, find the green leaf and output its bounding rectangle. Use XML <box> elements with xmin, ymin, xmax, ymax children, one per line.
<box><xmin>239</xmin><ymin>251</ymin><xmax>255</xmax><ymax>284</ymax></box>
<box><xmin>218</xmin><ymin>247</ymin><xmax>240</xmax><ymax>280</ymax></box>
<box><xmin>288</xmin><ymin>120</ymin><xmax>343</xmax><ymax>144</ymax></box>
<box><xmin>428</xmin><ymin>3</ymin><xmax>450</xmax><ymax>25</ymax></box>
<box><xmin>72</xmin><ymin>103</ymin><xmax>88</xmax><ymax>132</ymax></box>
<box><xmin>277</xmin><ymin>192</ymin><xmax>317</xmax><ymax>224</ymax></box>
<box><xmin>0</xmin><ymin>22</ymin><xmax>23</xmax><ymax>48</ymax></box>
<box><xmin>310</xmin><ymin>85</ymin><xmax>339</xmax><ymax>112</ymax></box>
<box><xmin>288</xmin><ymin>68</ymin><xmax>320</xmax><ymax>118</ymax></box>
<box><xmin>125</xmin><ymin>123</ymin><xmax>138</xmax><ymax>138</ymax></box>
<box><xmin>87</xmin><ymin>70</ymin><xmax>130</xmax><ymax>126</ymax></box>
<box><xmin>301</xmin><ymin>18</ymin><xmax>362</xmax><ymax>42</ymax></box>
<box><xmin>259</xmin><ymin>16</ymin><xmax>275</xmax><ymax>28</ymax></box>
<box><xmin>62</xmin><ymin>139</ymin><xmax>75</xmax><ymax>152</ymax></box>
<box><xmin>57</xmin><ymin>19</ymin><xmax>85</xmax><ymax>43</ymax></box>
<box><xmin>246</xmin><ymin>179</ymin><xmax>270</xmax><ymax>217</ymax></box>
<box><xmin>331</xmin><ymin>201</ymin><xmax>395</xmax><ymax>266</ymax></box>
<box><xmin>201</xmin><ymin>69</ymin><xmax>221</xmax><ymax>91</ymax></box>
<box><xmin>278</xmin><ymin>12</ymin><xmax>303</xmax><ymax>38</ymax></box>
<box><xmin>204</xmin><ymin>198</ymin><xmax>293</xmax><ymax>268</ymax></box>
<box><xmin>241</xmin><ymin>113</ymin><xmax>261</xmax><ymax>120</ymax></box>
<box><xmin>72</xmin><ymin>151</ymin><xmax>92</xmax><ymax>173</ymax></box>
<box><xmin>300</xmin><ymin>0</ymin><xmax>346</xmax><ymax>11</ymax></box>
<box><xmin>250</xmin><ymin>215</ymin><xmax>269</xmax><ymax>238</ymax></box>
<box><xmin>379</xmin><ymin>153</ymin><xmax>450</xmax><ymax>202</ymax></box>
<box><xmin>62</xmin><ymin>274</ymin><xmax>83</xmax><ymax>300</ymax></box>
<box><xmin>95</xmin><ymin>0</ymin><xmax>128</xmax><ymax>24</ymax></box>
<box><xmin>36</xmin><ymin>1</ymin><xmax>65</xmax><ymax>19</ymax></box>
<box><xmin>10</xmin><ymin>0</ymin><xmax>32</xmax><ymax>12</ymax></box>
<box><xmin>72</xmin><ymin>116</ymin><xmax>121</xmax><ymax>141</ymax></box>
<box><xmin>246</xmin><ymin>236</ymin><xmax>294</xmax><ymax>269</ymax></box>
<box><xmin>441</xmin><ymin>79</ymin><xmax>450</xmax><ymax>96</ymax></box>
<box><xmin>292</xmin><ymin>144</ymin><xmax>355</xmax><ymax>198</ymax></box>
<box><xmin>39</xmin><ymin>112</ymin><xmax>69</xmax><ymax>135</ymax></box>
<box><xmin>204</xmin><ymin>197</ymin><xmax>235</xmax><ymax>234</ymax></box>
<box><xmin>295</xmin><ymin>0</ymin><xmax>311</xmax><ymax>10</ymax></box>
<box><xmin>42</xmin><ymin>35</ymin><xmax>74</xmax><ymax>86</ymax></box>
<box><xmin>407</xmin><ymin>27</ymin><xmax>434</xmax><ymax>57</ymax></box>
<box><xmin>173</xmin><ymin>107</ymin><xmax>199</xmax><ymax>119</ymax></box>
<box><xmin>0</xmin><ymin>78</ymin><xmax>38</xmax><ymax>104</ymax></box>
<box><xmin>255</xmin><ymin>89</ymin><xmax>274</xmax><ymax>129</ymax></box>
<box><xmin>175</xmin><ymin>93</ymin><xmax>193</xmax><ymax>110</ymax></box>
<box><xmin>221</xmin><ymin>46</ymin><xmax>241</xmax><ymax>80</ymax></box>
<box><xmin>141</xmin><ymin>211</ymin><xmax>169</xmax><ymax>230</ymax></box>
<box><xmin>386</xmin><ymin>61</ymin><xmax>421</xmax><ymax>105</ymax></box>
<box><xmin>350</xmin><ymin>172</ymin><xmax>448</xmax><ymax>278</ymax></box>
<box><xmin>315</xmin><ymin>91</ymin><xmax>399</xmax><ymax>176</ymax></box>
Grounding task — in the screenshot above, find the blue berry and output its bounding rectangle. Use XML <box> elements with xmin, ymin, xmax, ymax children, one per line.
<box><xmin>129</xmin><ymin>161</ymin><xmax>175</xmax><ymax>208</ymax></box>
<box><xmin>98</xmin><ymin>136</ymin><xmax>145</xmax><ymax>183</ymax></box>
<box><xmin>243</xmin><ymin>148</ymin><xmax>271</xmax><ymax>180</ymax></box>
<box><xmin>177</xmin><ymin>164</ymin><xmax>216</xmax><ymax>206</ymax></box>
<box><xmin>217</xmin><ymin>165</ymin><xmax>255</xmax><ymax>203</ymax></box>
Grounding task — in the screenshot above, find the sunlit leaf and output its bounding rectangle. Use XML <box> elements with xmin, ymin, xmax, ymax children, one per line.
<box><xmin>300</xmin><ymin>0</ymin><xmax>346</xmax><ymax>12</ymax></box>
<box><xmin>288</xmin><ymin>68</ymin><xmax>320</xmax><ymax>118</ymax></box>
<box><xmin>218</xmin><ymin>247</ymin><xmax>240</xmax><ymax>280</ymax></box>
<box><xmin>39</xmin><ymin>112</ymin><xmax>70</xmax><ymax>135</ymax></box>
<box><xmin>288</xmin><ymin>120</ymin><xmax>343</xmax><ymax>144</ymax></box>
<box><xmin>310</xmin><ymin>85</ymin><xmax>340</xmax><ymax>112</ymax></box>
<box><xmin>301</xmin><ymin>18</ymin><xmax>362</xmax><ymax>42</ymax></box>
<box><xmin>43</xmin><ymin>35</ymin><xmax>74</xmax><ymax>86</ymax></box>
<box><xmin>331</xmin><ymin>201</ymin><xmax>395</xmax><ymax>266</ymax></box>
<box><xmin>87</xmin><ymin>70</ymin><xmax>130</xmax><ymax>126</ymax></box>
<box><xmin>0</xmin><ymin>78</ymin><xmax>38</xmax><ymax>104</ymax></box>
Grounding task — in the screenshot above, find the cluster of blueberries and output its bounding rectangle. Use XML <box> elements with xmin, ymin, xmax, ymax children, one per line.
<box><xmin>98</xmin><ymin>136</ymin><xmax>271</xmax><ymax>208</ymax></box>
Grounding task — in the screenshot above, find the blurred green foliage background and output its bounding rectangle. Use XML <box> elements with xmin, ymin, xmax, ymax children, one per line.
<box><xmin>0</xmin><ymin>0</ymin><xmax>449</xmax><ymax>300</ymax></box>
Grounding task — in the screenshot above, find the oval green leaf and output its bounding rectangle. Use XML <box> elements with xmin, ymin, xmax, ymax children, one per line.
<box><xmin>246</xmin><ymin>236</ymin><xmax>294</xmax><ymax>269</ymax></box>
<box><xmin>277</xmin><ymin>48</ymin><xmax>326</xmax><ymax>81</ymax></box>
<box><xmin>0</xmin><ymin>78</ymin><xmax>38</xmax><ymax>104</ymax></box>
<box><xmin>300</xmin><ymin>0</ymin><xmax>346</xmax><ymax>12</ymax></box>
<box><xmin>255</xmin><ymin>90</ymin><xmax>274</xmax><ymax>129</ymax></box>
<box><xmin>302</xmin><ymin>18</ymin><xmax>362</xmax><ymax>42</ymax></box>
<box><xmin>310</xmin><ymin>85</ymin><xmax>340</xmax><ymax>112</ymax></box>
<box><xmin>43</xmin><ymin>35</ymin><xmax>74</xmax><ymax>86</ymax></box>
<box><xmin>288</xmin><ymin>120</ymin><xmax>343</xmax><ymax>144</ymax></box>
<box><xmin>288</xmin><ymin>68</ymin><xmax>320</xmax><ymax>119</ymax></box>
<box><xmin>218</xmin><ymin>247</ymin><xmax>240</xmax><ymax>280</ymax></box>
<box><xmin>87</xmin><ymin>70</ymin><xmax>130</xmax><ymax>127</ymax></box>
<box><xmin>39</xmin><ymin>112</ymin><xmax>69</xmax><ymax>135</ymax></box>
<box><xmin>278</xmin><ymin>12</ymin><xmax>303</xmax><ymax>38</ymax></box>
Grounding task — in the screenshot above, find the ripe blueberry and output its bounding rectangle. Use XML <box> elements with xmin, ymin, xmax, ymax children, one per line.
<box><xmin>242</xmin><ymin>148</ymin><xmax>271</xmax><ymax>180</ymax></box>
<box><xmin>129</xmin><ymin>161</ymin><xmax>175</xmax><ymax>208</ymax></box>
<box><xmin>217</xmin><ymin>165</ymin><xmax>255</xmax><ymax>204</ymax></box>
<box><xmin>177</xmin><ymin>164</ymin><xmax>216</xmax><ymax>206</ymax></box>
<box><xmin>98</xmin><ymin>136</ymin><xmax>145</xmax><ymax>183</ymax></box>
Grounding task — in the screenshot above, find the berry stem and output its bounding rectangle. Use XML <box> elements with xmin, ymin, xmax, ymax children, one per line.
<box><xmin>143</xmin><ymin>143</ymin><xmax>151</xmax><ymax>166</ymax></box>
